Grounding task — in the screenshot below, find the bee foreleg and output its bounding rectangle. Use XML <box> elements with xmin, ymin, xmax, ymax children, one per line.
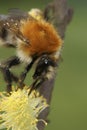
<box><xmin>0</xmin><ymin>56</ymin><xmax>20</xmax><ymax>92</ymax></box>
<box><xmin>29</xmin><ymin>77</ymin><xmax>47</xmax><ymax>95</ymax></box>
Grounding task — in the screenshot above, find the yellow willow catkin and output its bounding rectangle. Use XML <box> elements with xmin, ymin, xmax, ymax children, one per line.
<box><xmin>0</xmin><ymin>87</ymin><xmax>48</xmax><ymax>130</ymax></box>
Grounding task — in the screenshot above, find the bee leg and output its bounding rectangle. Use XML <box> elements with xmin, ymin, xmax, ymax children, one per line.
<box><xmin>0</xmin><ymin>67</ymin><xmax>13</xmax><ymax>92</ymax></box>
<box><xmin>0</xmin><ymin>56</ymin><xmax>20</xmax><ymax>92</ymax></box>
<box><xmin>18</xmin><ymin>57</ymin><xmax>37</xmax><ymax>88</ymax></box>
<box><xmin>29</xmin><ymin>77</ymin><xmax>47</xmax><ymax>94</ymax></box>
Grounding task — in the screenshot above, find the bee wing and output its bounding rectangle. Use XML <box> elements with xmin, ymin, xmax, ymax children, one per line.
<box><xmin>8</xmin><ymin>8</ymin><xmax>29</xmax><ymax>21</ymax></box>
<box><xmin>0</xmin><ymin>9</ymin><xmax>30</xmax><ymax>47</ymax></box>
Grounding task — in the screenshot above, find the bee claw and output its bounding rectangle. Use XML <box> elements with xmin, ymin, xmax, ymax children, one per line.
<box><xmin>28</xmin><ymin>85</ymin><xmax>34</xmax><ymax>95</ymax></box>
<box><xmin>17</xmin><ymin>80</ymin><xmax>25</xmax><ymax>89</ymax></box>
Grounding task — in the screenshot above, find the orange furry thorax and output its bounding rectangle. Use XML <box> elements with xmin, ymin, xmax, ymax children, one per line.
<box><xmin>20</xmin><ymin>19</ymin><xmax>62</xmax><ymax>56</ymax></box>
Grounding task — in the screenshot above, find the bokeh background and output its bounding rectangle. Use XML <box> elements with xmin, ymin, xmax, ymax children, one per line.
<box><xmin>0</xmin><ymin>0</ymin><xmax>87</xmax><ymax>130</ymax></box>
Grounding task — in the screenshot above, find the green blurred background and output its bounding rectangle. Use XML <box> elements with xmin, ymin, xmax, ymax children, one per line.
<box><xmin>0</xmin><ymin>0</ymin><xmax>87</xmax><ymax>130</ymax></box>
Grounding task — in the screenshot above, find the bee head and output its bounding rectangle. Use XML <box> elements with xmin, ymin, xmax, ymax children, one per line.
<box><xmin>33</xmin><ymin>54</ymin><xmax>56</xmax><ymax>79</ymax></box>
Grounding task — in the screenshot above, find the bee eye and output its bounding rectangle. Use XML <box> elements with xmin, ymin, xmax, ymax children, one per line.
<box><xmin>44</xmin><ymin>59</ymin><xmax>48</xmax><ymax>64</ymax></box>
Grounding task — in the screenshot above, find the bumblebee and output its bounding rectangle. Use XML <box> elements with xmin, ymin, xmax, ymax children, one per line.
<box><xmin>0</xmin><ymin>9</ymin><xmax>63</xmax><ymax>92</ymax></box>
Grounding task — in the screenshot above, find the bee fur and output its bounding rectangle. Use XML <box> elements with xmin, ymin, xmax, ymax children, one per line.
<box><xmin>0</xmin><ymin>9</ymin><xmax>63</xmax><ymax>93</ymax></box>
